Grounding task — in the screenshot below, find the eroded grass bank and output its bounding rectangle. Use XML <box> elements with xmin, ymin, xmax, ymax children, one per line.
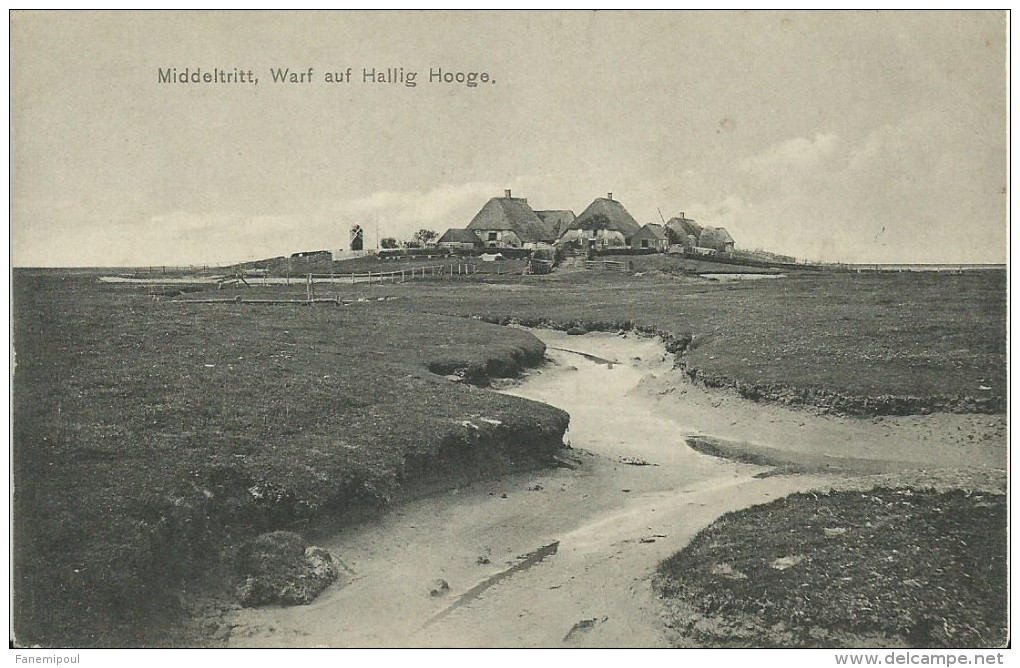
<box><xmin>654</xmin><ymin>484</ymin><xmax>1007</xmax><ymax>648</ymax></box>
<box><xmin>12</xmin><ymin>272</ymin><xmax>567</xmax><ymax>646</ymax></box>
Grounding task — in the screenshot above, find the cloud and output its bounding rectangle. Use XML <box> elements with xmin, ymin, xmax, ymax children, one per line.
<box><xmin>13</xmin><ymin>182</ymin><xmax>512</xmax><ymax>266</ymax></box>
<box><xmin>682</xmin><ymin>118</ymin><xmax>1006</xmax><ymax>263</ymax></box>
<box><xmin>322</xmin><ymin>181</ymin><xmax>500</xmax><ymax>244</ymax></box>
<box><xmin>13</xmin><ymin>118</ymin><xmax>1004</xmax><ymax>267</ymax></box>
<box><xmin>738</xmin><ymin>133</ymin><xmax>845</xmax><ymax>177</ymax></box>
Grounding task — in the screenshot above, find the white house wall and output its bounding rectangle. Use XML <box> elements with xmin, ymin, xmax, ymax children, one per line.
<box><xmin>558</xmin><ymin>229</ymin><xmax>628</xmax><ymax>247</ymax></box>
<box><xmin>475</xmin><ymin>229</ymin><xmax>523</xmax><ymax>248</ymax></box>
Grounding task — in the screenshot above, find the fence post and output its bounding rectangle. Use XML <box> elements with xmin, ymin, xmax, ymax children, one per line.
<box><xmin>307</xmin><ymin>274</ymin><xmax>312</xmax><ymax>302</ymax></box>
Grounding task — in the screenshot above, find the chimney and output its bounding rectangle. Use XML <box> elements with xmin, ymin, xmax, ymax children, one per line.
<box><xmin>607</xmin><ymin>192</ymin><xmax>613</xmax><ymax>200</ymax></box>
<box><xmin>681</xmin><ymin>211</ymin><xmax>685</xmax><ymax>219</ymax></box>
<box><xmin>504</xmin><ymin>189</ymin><xmax>512</xmax><ymax>198</ymax></box>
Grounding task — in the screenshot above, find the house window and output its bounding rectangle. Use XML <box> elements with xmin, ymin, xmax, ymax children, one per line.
<box><xmin>489</xmin><ymin>242</ymin><xmax>497</xmax><ymax>248</ymax></box>
<box><xmin>641</xmin><ymin>240</ymin><xmax>649</xmax><ymax>248</ymax></box>
<box><xmin>488</xmin><ymin>232</ymin><xmax>498</xmax><ymax>241</ymax></box>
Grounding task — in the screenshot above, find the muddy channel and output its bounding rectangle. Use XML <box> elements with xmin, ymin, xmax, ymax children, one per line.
<box><xmin>221</xmin><ymin>329</ymin><xmax>1005</xmax><ymax>648</ymax></box>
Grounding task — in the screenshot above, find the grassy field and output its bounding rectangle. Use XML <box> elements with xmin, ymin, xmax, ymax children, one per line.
<box><xmin>12</xmin><ymin>271</ymin><xmax>567</xmax><ymax>646</ymax></box>
<box><xmin>12</xmin><ymin>267</ymin><xmax>1006</xmax><ymax>646</ymax></box>
<box><xmin>655</xmin><ymin>487</ymin><xmax>1007</xmax><ymax>648</ymax></box>
<box><xmin>217</xmin><ymin>270</ymin><xmax>1007</xmax><ymax>414</ymax></box>
<box><xmin>362</xmin><ymin>270</ymin><xmax>1006</xmax><ymax>414</ymax></box>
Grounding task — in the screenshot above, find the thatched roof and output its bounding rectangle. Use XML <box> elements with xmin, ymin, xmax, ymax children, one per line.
<box><xmin>438</xmin><ymin>228</ymin><xmax>483</xmax><ymax>245</ymax></box>
<box><xmin>698</xmin><ymin>227</ymin><xmax>735</xmax><ymax>250</ymax></box>
<box><xmin>467</xmin><ymin>193</ymin><xmax>555</xmax><ymax>243</ymax></box>
<box><xmin>566</xmin><ymin>195</ymin><xmax>642</xmax><ymax>237</ymax></box>
<box><xmin>631</xmin><ymin>223</ymin><xmax>668</xmax><ymax>241</ymax></box>
<box><xmin>665</xmin><ymin>216</ymin><xmax>703</xmax><ymax>239</ymax></box>
<box><xmin>535</xmin><ymin>210</ymin><xmax>576</xmax><ymax>238</ymax></box>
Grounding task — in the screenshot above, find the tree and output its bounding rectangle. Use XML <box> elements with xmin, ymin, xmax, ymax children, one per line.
<box><xmin>380</xmin><ymin>237</ymin><xmax>399</xmax><ymax>249</ymax></box>
<box><xmin>413</xmin><ymin>229</ymin><xmax>439</xmax><ymax>247</ymax></box>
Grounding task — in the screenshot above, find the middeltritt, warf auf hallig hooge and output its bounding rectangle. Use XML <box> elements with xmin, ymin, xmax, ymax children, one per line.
<box><xmin>157</xmin><ymin>66</ymin><xmax>496</xmax><ymax>87</ymax></box>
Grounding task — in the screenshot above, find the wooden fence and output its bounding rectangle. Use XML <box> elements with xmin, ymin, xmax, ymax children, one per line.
<box><xmin>306</xmin><ymin>263</ymin><xmax>481</xmax><ymax>285</ymax></box>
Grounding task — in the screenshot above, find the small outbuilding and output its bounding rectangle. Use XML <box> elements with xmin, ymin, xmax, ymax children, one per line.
<box><xmin>437</xmin><ymin>228</ymin><xmax>484</xmax><ymax>250</ymax></box>
<box><xmin>630</xmin><ymin>223</ymin><xmax>669</xmax><ymax>252</ymax></box>
<box><xmin>290</xmin><ymin>250</ymin><xmax>333</xmax><ymax>262</ymax></box>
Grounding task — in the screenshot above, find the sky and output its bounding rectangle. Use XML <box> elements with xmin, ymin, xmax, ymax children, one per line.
<box><xmin>11</xmin><ymin>10</ymin><xmax>1008</xmax><ymax>266</ymax></box>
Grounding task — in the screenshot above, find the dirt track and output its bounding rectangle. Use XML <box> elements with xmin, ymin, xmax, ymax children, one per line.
<box><xmin>221</xmin><ymin>330</ymin><xmax>1005</xmax><ymax>648</ymax></box>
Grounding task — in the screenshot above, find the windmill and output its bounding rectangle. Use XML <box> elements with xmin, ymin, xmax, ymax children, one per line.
<box><xmin>350</xmin><ymin>224</ymin><xmax>364</xmax><ymax>251</ymax></box>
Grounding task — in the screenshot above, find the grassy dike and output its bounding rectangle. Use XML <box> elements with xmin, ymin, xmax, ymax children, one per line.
<box><xmin>12</xmin><ymin>272</ymin><xmax>568</xmax><ymax>646</ymax></box>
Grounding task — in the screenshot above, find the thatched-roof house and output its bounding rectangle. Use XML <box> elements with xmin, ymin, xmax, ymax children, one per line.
<box><xmin>559</xmin><ymin>193</ymin><xmax>642</xmax><ymax>249</ymax></box>
<box><xmin>467</xmin><ymin>190</ymin><xmax>556</xmax><ymax>248</ymax></box>
<box><xmin>698</xmin><ymin>227</ymin><xmax>735</xmax><ymax>253</ymax></box>
<box><xmin>437</xmin><ymin>228</ymin><xmax>484</xmax><ymax>250</ymax></box>
<box><xmin>630</xmin><ymin>223</ymin><xmax>669</xmax><ymax>252</ymax></box>
<box><xmin>535</xmin><ymin>210</ymin><xmax>576</xmax><ymax>239</ymax></box>
<box><xmin>664</xmin><ymin>214</ymin><xmax>703</xmax><ymax>247</ymax></box>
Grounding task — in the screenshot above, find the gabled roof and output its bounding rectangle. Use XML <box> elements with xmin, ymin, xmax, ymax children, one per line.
<box><xmin>467</xmin><ymin>194</ymin><xmax>555</xmax><ymax>243</ymax></box>
<box><xmin>535</xmin><ymin>210</ymin><xmax>576</xmax><ymax>238</ymax></box>
<box><xmin>438</xmin><ymin>228</ymin><xmax>483</xmax><ymax>244</ymax></box>
<box><xmin>566</xmin><ymin>196</ymin><xmax>642</xmax><ymax>237</ymax></box>
<box><xmin>631</xmin><ymin>223</ymin><xmax>668</xmax><ymax>241</ymax></box>
<box><xmin>665</xmin><ymin>216</ymin><xmax>703</xmax><ymax>238</ymax></box>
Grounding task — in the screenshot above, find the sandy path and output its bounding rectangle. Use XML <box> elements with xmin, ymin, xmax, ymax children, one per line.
<box><xmin>221</xmin><ymin>330</ymin><xmax>1004</xmax><ymax>648</ymax></box>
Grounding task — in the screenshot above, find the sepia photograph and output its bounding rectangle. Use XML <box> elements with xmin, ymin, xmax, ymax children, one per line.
<box><xmin>9</xmin><ymin>9</ymin><xmax>1009</xmax><ymax>657</ymax></box>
